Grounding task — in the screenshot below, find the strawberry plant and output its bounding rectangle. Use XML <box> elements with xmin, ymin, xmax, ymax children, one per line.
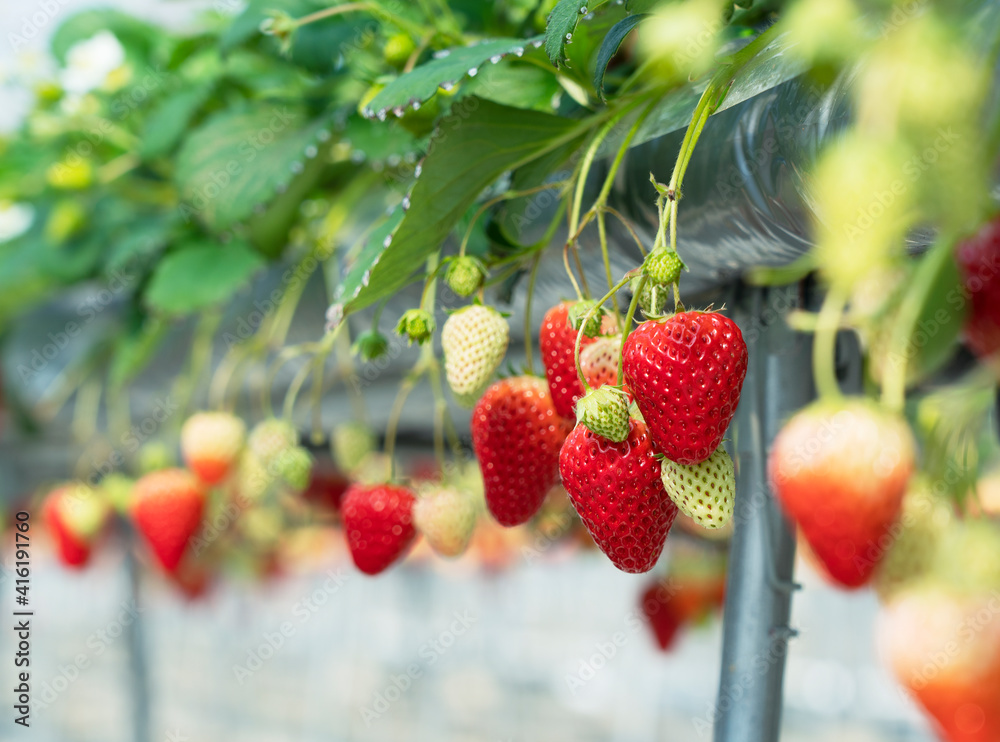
<box><xmin>3</xmin><ymin>0</ymin><xmax>1000</xmax><ymax>739</ymax></box>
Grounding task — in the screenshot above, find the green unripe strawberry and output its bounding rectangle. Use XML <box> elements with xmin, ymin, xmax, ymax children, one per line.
<box><xmin>138</xmin><ymin>442</ymin><xmax>174</xmax><ymax>474</ymax></box>
<box><xmin>332</xmin><ymin>422</ymin><xmax>376</xmax><ymax>474</ymax></box>
<box><xmin>575</xmin><ymin>386</ymin><xmax>630</xmax><ymax>442</ymax></box>
<box><xmin>445</xmin><ymin>256</ymin><xmax>486</xmax><ymax>298</ymax></box>
<box><xmin>643</xmin><ymin>249</ymin><xmax>684</xmax><ymax>285</ymax></box>
<box><xmin>274</xmin><ymin>446</ymin><xmax>313</xmax><ymax>492</ymax></box>
<box><xmin>874</xmin><ymin>482</ymin><xmax>952</xmax><ymax>600</ymax></box>
<box><xmin>631</xmin><ymin>276</ymin><xmax>671</xmax><ymax>317</ymax></box>
<box><xmin>568</xmin><ymin>300</ymin><xmax>606</xmax><ymax>339</ymax></box>
<box><xmin>352</xmin><ymin>329</ymin><xmax>389</xmax><ymax>362</ymax></box>
<box><xmin>660</xmin><ymin>446</ymin><xmax>735</xmax><ymax>529</ymax></box>
<box><xmin>396</xmin><ymin>309</ymin><xmax>435</xmax><ymax>345</ymax></box>
<box><xmin>383</xmin><ymin>32</ymin><xmax>416</xmax><ymax>68</ymax></box>
<box><xmin>248</xmin><ymin>418</ymin><xmax>298</xmax><ymax>468</ymax></box>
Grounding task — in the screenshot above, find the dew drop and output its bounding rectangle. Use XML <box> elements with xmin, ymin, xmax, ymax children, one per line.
<box><xmin>490</xmin><ymin>54</ymin><xmax>503</xmax><ymax>64</ymax></box>
<box><xmin>468</xmin><ymin>67</ymin><xmax>479</xmax><ymax>77</ymax></box>
<box><xmin>433</xmin><ymin>49</ymin><xmax>451</xmax><ymax>59</ymax></box>
<box><xmin>393</xmin><ymin>106</ymin><xmax>405</xmax><ymax>118</ymax></box>
<box><xmin>377</xmin><ymin>110</ymin><xmax>388</xmax><ymax>122</ymax></box>
<box><xmin>564</xmin><ymin>33</ymin><xmax>573</xmax><ymax>42</ymax></box>
<box><xmin>304</xmin><ymin>145</ymin><xmax>318</xmax><ymax>159</ymax></box>
<box><xmin>440</xmin><ymin>81</ymin><xmax>455</xmax><ymax>91</ymax></box>
<box><xmin>514</xmin><ymin>47</ymin><xmax>524</xmax><ymax>57</ymax></box>
<box><xmin>580</xmin><ymin>6</ymin><xmax>588</xmax><ymax>13</ymax></box>
<box><xmin>411</xmin><ymin>100</ymin><xmax>421</xmax><ymax>111</ymax></box>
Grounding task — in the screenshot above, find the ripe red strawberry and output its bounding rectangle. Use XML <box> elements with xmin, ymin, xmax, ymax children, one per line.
<box><xmin>769</xmin><ymin>400</ymin><xmax>915</xmax><ymax>588</ymax></box>
<box><xmin>956</xmin><ymin>215</ymin><xmax>1000</xmax><ymax>358</ymax></box>
<box><xmin>559</xmin><ymin>418</ymin><xmax>678</xmax><ymax>573</ymax></box>
<box><xmin>180</xmin><ymin>411</ymin><xmax>246</xmax><ymax>485</ymax></box>
<box><xmin>43</xmin><ymin>484</ymin><xmax>109</xmax><ymax>568</ymax></box>
<box><xmin>131</xmin><ymin>469</ymin><xmax>206</xmax><ymax>573</ymax></box>
<box><xmin>472</xmin><ymin>376</ymin><xmax>571</xmax><ymax>526</ymax></box>
<box><xmin>303</xmin><ymin>463</ymin><xmax>351</xmax><ymax>513</ymax></box>
<box><xmin>622</xmin><ymin>311</ymin><xmax>748</xmax><ymax>464</ymax></box>
<box><xmin>540</xmin><ymin>302</ymin><xmax>616</xmax><ymax>419</ymax></box>
<box><xmin>880</xmin><ymin>584</ymin><xmax>1000</xmax><ymax>742</ymax></box>
<box><xmin>640</xmin><ymin>580</ymin><xmax>684</xmax><ymax>651</ymax></box>
<box><xmin>341</xmin><ymin>484</ymin><xmax>418</xmax><ymax>575</ymax></box>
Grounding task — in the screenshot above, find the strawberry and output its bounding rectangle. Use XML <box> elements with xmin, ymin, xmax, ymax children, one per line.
<box><xmin>540</xmin><ymin>302</ymin><xmax>617</xmax><ymax>419</ymax></box>
<box><xmin>874</xmin><ymin>481</ymin><xmax>953</xmax><ymax>600</ymax></box>
<box><xmin>643</xmin><ymin>249</ymin><xmax>684</xmax><ymax>285</ymax></box>
<box><xmin>575</xmin><ymin>386</ymin><xmax>630</xmax><ymax>442</ymax></box>
<box><xmin>332</xmin><ymin>422</ymin><xmax>376</xmax><ymax>474</ymax></box>
<box><xmin>559</xmin><ymin>418</ymin><xmax>678</xmax><ymax>573</ymax></box>
<box><xmin>622</xmin><ymin>311</ymin><xmax>748</xmax><ymax>465</ymax></box>
<box><xmin>579</xmin><ymin>335</ymin><xmax>625</xmax><ymax>391</ymax></box>
<box><xmin>413</xmin><ymin>486</ymin><xmax>478</xmax><ymax>558</ymax></box>
<box><xmin>180</xmin><ymin>411</ymin><xmax>246</xmax><ymax>485</ymax></box>
<box><xmin>879</xmin><ymin>584</ymin><xmax>1000</xmax><ymax>742</ymax></box>
<box><xmin>442</xmin><ymin>304</ymin><xmax>509</xmax><ymax>405</ymax></box>
<box><xmin>273</xmin><ymin>446</ymin><xmax>313</xmax><ymax>492</ymax></box>
<box><xmin>769</xmin><ymin>399</ymin><xmax>915</xmax><ymax>589</ymax></box>
<box><xmin>247</xmin><ymin>418</ymin><xmax>298</xmax><ymax>468</ymax></box>
<box><xmin>303</xmin><ymin>463</ymin><xmax>351</xmax><ymax>512</ymax></box>
<box><xmin>472</xmin><ymin>376</ymin><xmax>571</xmax><ymax>526</ymax></box>
<box><xmin>640</xmin><ymin>580</ymin><xmax>684</xmax><ymax>651</ymax></box>
<box><xmin>631</xmin><ymin>276</ymin><xmax>671</xmax><ymax>318</ymax></box>
<box><xmin>660</xmin><ymin>446</ymin><xmax>736</xmax><ymax>530</ymax></box>
<box><xmin>131</xmin><ymin>469</ymin><xmax>206</xmax><ymax>572</ymax></box>
<box><xmin>444</xmin><ymin>256</ymin><xmax>486</xmax><ymax>297</ymax></box>
<box><xmin>43</xmin><ymin>484</ymin><xmax>109</xmax><ymax>568</ymax></box>
<box><xmin>341</xmin><ymin>484</ymin><xmax>418</xmax><ymax>575</ymax></box>
<box><xmin>396</xmin><ymin>308</ymin><xmax>435</xmax><ymax>345</ymax></box>
<box><xmin>955</xmin><ymin>215</ymin><xmax>1000</xmax><ymax>358</ymax></box>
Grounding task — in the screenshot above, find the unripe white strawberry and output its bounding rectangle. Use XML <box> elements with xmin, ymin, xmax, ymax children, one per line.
<box><xmin>413</xmin><ymin>486</ymin><xmax>478</xmax><ymax>558</ymax></box>
<box><xmin>181</xmin><ymin>412</ymin><xmax>247</xmax><ymax>485</ymax></box>
<box><xmin>660</xmin><ymin>446</ymin><xmax>735</xmax><ymax>529</ymax></box>
<box><xmin>442</xmin><ymin>305</ymin><xmax>509</xmax><ymax>406</ymax></box>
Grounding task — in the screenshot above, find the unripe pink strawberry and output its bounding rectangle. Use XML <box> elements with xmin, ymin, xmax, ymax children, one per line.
<box><xmin>180</xmin><ymin>412</ymin><xmax>246</xmax><ymax>485</ymax></box>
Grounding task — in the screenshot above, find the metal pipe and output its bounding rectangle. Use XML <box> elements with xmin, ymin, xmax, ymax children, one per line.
<box><xmin>711</xmin><ymin>284</ymin><xmax>813</xmax><ymax>742</ymax></box>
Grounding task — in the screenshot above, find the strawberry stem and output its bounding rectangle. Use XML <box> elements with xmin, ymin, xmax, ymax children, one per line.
<box><xmin>620</xmin><ymin>275</ymin><xmax>645</xmax><ymax>375</ymax></box>
<box><xmin>524</xmin><ymin>252</ymin><xmax>542</xmax><ymax>375</ymax></box>
<box><xmin>813</xmin><ymin>285</ymin><xmax>847</xmax><ymax>402</ymax></box>
<box><xmin>574</xmin><ymin>273</ymin><xmax>634</xmax><ymax>390</ymax></box>
<box><xmin>882</xmin><ymin>234</ymin><xmax>959</xmax><ymax>412</ymax></box>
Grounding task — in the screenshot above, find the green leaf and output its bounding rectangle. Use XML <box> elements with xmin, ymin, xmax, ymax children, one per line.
<box><xmin>544</xmin><ymin>0</ymin><xmax>610</xmax><ymax>67</ymax></box>
<box><xmin>340</xmin><ymin>116</ymin><xmax>423</xmax><ymax>165</ymax></box>
<box><xmin>460</xmin><ymin>63</ymin><xmax>562</xmax><ymax>112</ymax></box>
<box><xmin>145</xmin><ymin>239</ymin><xmax>265</xmax><ymax>315</ymax></box>
<box><xmin>364</xmin><ymin>38</ymin><xmax>544</xmax><ymax>120</ymax></box>
<box><xmin>593</xmin><ymin>14</ymin><xmax>647</xmax><ymax>100</ymax></box>
<box><xmin>335</xmin><ymin>99</ymin><xmax>583</xmax><ymax>316</ymax></box>
<box><xmin>174</xmin><ymin>107</ymin><xmax>333</xmax><ymax>231</ymax></box>
<box><xmin>140</xmin><ymin>84</ymin><xmax>213</xmax><ymax>159</ymax></box>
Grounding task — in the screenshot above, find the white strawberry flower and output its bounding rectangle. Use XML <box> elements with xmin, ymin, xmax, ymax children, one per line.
<box><xmin>60</xmin><ymin>31</ymin><xmax>125</xmax><ymax>96</ymax></box>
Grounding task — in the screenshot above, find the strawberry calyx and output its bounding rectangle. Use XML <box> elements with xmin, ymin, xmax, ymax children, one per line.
<box><xmin>575</xmin><ymin>386</ymin><xmax>631</xmax><ymax>442</ymax></box>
